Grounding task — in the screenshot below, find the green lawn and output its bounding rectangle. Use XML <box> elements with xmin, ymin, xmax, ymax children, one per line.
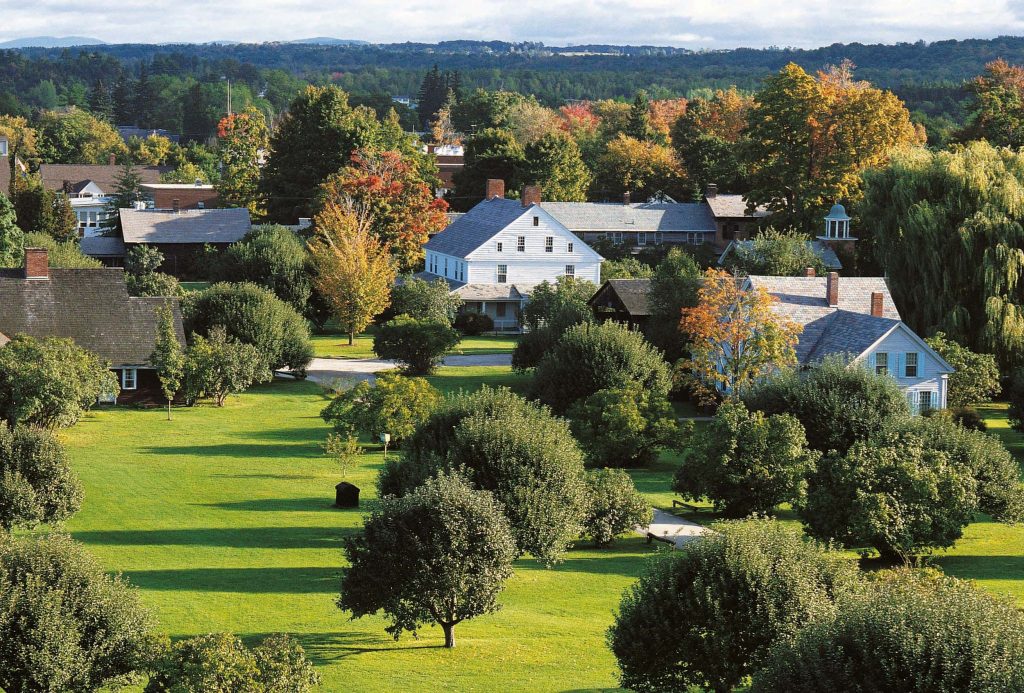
<box><xmin>179</xmin><ymin>281</ymin><xmax>212</xmax><ymax>292</ymax></box>
<box><xmin>60</xmin><ymin>371</ymin><xmax>657</xmax><ymax>691</ymax></box>
<box><xmin>312</xmin><ymin>329</ymin><xmax>520</xmax><ymax>359</ymax></box>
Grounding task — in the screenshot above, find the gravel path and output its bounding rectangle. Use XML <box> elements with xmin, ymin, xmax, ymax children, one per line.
<box><xmin>300</xmin><ymin>353</ymin><xmax>513</xmax><ymax>385</ymax></box>
<box><xmin>635</xmin><ymin>508</ymin><xmax>710</xmax><ymax>548</ymax></box>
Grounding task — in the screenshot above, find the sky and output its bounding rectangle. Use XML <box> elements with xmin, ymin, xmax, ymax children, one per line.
<box><xmin>3</xmin><ymin>0</ymin><xmax>1024</xmax><ymax>48</ymax></box>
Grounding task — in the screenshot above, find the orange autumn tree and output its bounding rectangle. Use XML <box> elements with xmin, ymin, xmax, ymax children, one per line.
<box><xmin>321</xmin><ymin>149</ymin><xmax>448</xmax><ymax>273</ymax></box>
<box><xmin>680</xmin><ymin>268</ymin><xmax>802</xmax><ymax>402</ymax></box>
<box><xmin>308</xmin><ymin>200</ymin><xmax>395</xmax><ymax>346</ymax></box>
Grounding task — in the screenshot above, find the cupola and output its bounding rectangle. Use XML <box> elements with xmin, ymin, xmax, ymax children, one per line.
<box><xmin>819</xmin><ymin>204</ymin><xmax>855</xmax><ymax>242</ymax></box>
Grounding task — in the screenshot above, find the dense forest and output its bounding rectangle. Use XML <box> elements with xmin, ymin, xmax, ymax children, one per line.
<box><xmin>6</xmin><ymin>35</ymin><xmax>1024</xmax><ymax>139</ymax></box>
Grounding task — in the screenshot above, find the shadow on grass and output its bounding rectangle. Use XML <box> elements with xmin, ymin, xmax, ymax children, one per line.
<box><xmin>141</xmin><ymin>443</ymin><xmax>321</xmax><ymax>459</ymax></box>
<box><xmin>73</xmin><ymin>525</ymin><xmax>356</xmax><ymax>549</ymax></box>
<box><xmin>199</xmin><ymin>497</ymin><xmax>344</xmax><ymax>512</ymax></box>
<box><xmin>291</xmin><ymin>631</ymin><xmax>446</xmax><ymax>663</ymax></box>
<box><xmin>123</xmin><ymin>566</ymin><xmax>341</xmax><ymax>593</ymax></box>
<box><xmin>226</xmin><ymin>426</ymin><xmax>331</xmax><ymax>442</ymax></box>
<box><xmin>933</xmin><ymin>555</ymin><xmax>1024</xmax><ymax>581</ymax></box>
<box><xmin>213</xmin><ymin>473</ymin><xmax>319</xmax><ymax>480</ymax></box>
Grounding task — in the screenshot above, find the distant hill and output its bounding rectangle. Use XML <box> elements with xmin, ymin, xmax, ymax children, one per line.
<box><xmin>0</xmin><ymin>35</ymin><xmax>106</xmax><ymax>48</ymax></box>
<box><xmin>286</xmin><ymin>37</ymin><xmax>370</xmax><ymax>46</ymax></box>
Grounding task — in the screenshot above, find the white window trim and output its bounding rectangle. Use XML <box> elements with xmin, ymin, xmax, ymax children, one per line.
<box><xmin>121</xmin><ymin>368</ymin><xmax>138</xmax><ymax>391</ymax></box>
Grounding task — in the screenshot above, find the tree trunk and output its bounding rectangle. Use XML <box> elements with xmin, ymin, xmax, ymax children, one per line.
<box><xmin>441</xmin><ymin>622</ymin><xmax>455</xmax><ymax>648</ymax></box>
<box><xmin>167</xmin><ymin>399</ymin><xmax>172</xmax><ymax>421</ymax></box>
<box><xmin>348</xmin><ymin>330</ymin><xmax>354</xmax><ymax>346</ymax></box>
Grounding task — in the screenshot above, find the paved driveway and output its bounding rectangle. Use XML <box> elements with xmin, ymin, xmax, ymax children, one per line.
<box><xmin>300</xmin><ymin>353</ymin><xmax>513</xmax><ymax>385</ymax></box>
<box><xmin>636</xmin><ymin>508</ymin><xmax>710</xmax><ymax>548</ymax></box>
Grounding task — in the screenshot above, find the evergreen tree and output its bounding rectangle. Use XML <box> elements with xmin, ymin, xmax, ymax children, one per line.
<box><xmin>626</xmin><ymin>90</ymin><xmax>657</xmax><ymax>143</ymax></box>
<box><xmin>88</xmin><ymin>80</ymin><xmax>114</xmax><ymax>122</ymax></box>
<box><xmin>102</xmin><ymin>163</ymin><xmax>143</xmax><ymax>234</ymax></box>
<box><xmin>0</xmin><ymin>190</ymin><xmax>24</xmax><ymax>267</ymax></box>
<box><xmin>133</xmin><ymin>62</ymin><xmax>155</xmax><ymax>128</ymax></box>
<box><xmin>416</xmin><ymin>64</ymin><xmax>447</xmax><ymax>129</ymax></box>
<box><xmin>112</xmin><ymin>74</ymin><xmax>135</xmax><ymax>124</ymax></box>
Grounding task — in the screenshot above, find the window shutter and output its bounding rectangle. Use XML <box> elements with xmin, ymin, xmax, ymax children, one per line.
<box><xmin>896</xmin><ymin>353</ymin><xmax>904</xmax><ymax>378</ymax></box>
<box><xmin>917</xmin><ymin>352</ymin><xmax>923</xmax><ymax>377</ymax></box>
<box><xmin>868</xmin><ymin>353</ymin><xmax>876</xmax><ymax>372</ymax></box>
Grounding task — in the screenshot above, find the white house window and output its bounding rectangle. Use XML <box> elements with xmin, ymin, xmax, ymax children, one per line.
<box><xmin>611</xmin><ymin>232</ymin><xmax>623</xmax><ymax>245</ymax></box>
<box><xmin>545</xmin><ymin>237</ymin><xmax>553</xmax><ymax>252</ymax></box>
<box><xmin>919</xmin><ymin>390</ymin><xmax>934</xmax><ymax>413</ymax></box>
<box><xmin>533</xmin><ymin>216</ymin><xmax>539</xmax><ymax>226</ymax></box>
<box><xmin>497</xmin><ymin>264</ymin><xmax>507</xmax><ymax>283</ymax></box>
<box><xmin>905</xmin><ymin>352</ymin><xmax>918</xmax><ymax>378</ymax></box>
<box><xmin>875</xmin><ymin>352</ymin><xmax>888</xmax><ymax>376</ymax></box>
<box><xmin>568</xmin><ymin>242</ymin><xmax>574</xmax><ymax>253</ymax></box>
<box><xmin>497</xmin><ymin>242</ymin><xmax>503</xmax><ymax>252</ymax></box>
<box><xmin>565</xmin><ymin>265</ymin><xmax>575</xmax><ymax>277</ymax></box>
<box><xmin>517</xmin><ymin>236</ymin><xmax>525</xmax><ymax>252</ymax></box>
<box><xmin>121</xmin><ymin>368</ymin><xmax>137</xmax><ymax>391</ymax></box>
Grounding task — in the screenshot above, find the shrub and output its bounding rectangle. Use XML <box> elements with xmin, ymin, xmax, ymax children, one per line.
<box><xmin>532</xmin><ymin>322</ymin><xmax>671</xmax><ymax>413</ymax></box>
<box><xmin>608</xmin><ymin>519</ymin><xmax>859</xmax><ymax>693</ymax></box>
<box><xmin>183</xmin><ymin>282</ymin><xmax>313</xmax><ymax>374</ymax></box>
<box><xmin>584</xmin><ymin>468</ymin><xmax>651</xmax><ymax>547</ymax></box>
<box><xmin>0</xmin><ymin>534</ymin><xmax>156</xmax><ymax>693</ymax></box>
<box><xmin>511</xmin><ymin>325</ymin><xmax>557</xmax><ymax>371</ymax></box>
<box><xmin>372</xmin><ymin>315</ymin><xmax>460</xmax><ymax>375</ymax></box>
<box><xmin>339</xmin><ymin>473</ymin><xmax>517</xmax><ymax>648</ymax></box>
<box><xmin>379</xmin><ymin>387</ymin><xmax>589</xmax><ymax>565</ymax></box>
<box><xmin>182</xmin><ymin>327</ymin><xmax>271</xmax><ymax>406</ymax></box>
<box><xmin>569</xmin><ymin>384</ymin><xmax>679</xmax><ymax>467</ymax></box>
<box><xmin>320</xmin><ymin>370</ymin><xmax>441</xmax><ymax>445</ymax></box>
<box><xmin>925</xmin><ymin>332</ymin><xmax>1001</xmax><ymax>408</ymax></box>
<box><xmin>323</xmin><ymin>433</ymin><xmax>362</xmax><ymax>478</ymax></box>
<box><xmin>743</xmin><ymin>354</ymin><xmax>910</xmax><ymax>455</ymax></box>
<box><xmin>674</xmin><ymin>401</ymin><xmax>818</xmax><ymax>517</ymax></box>
<box><xmin>0</xmin><ymin>423</ymin><xmax>81</xmax><ymax>530</ymax></box>
<box><xmin>218</xmin><ymin>224</ymin><xmax>314</xmax><ymax>317</ymax></box>
<box><xmin>752</xmin><ymin>570</ymin><xmax>1024</xmax><ymax>692</ymax></box>
<box><xmin>391</xmin><ymin>275</ymin><xmax>461</xmax><ymax>326</ymax></box>
<box><xmin>22</xmin><ymin>232</ymin><xmax>100</xmax><ymax>268</ymax></box>
<box><xmin>801</xmin><ymin>426</ymin><xmax>978</xmax><ymax>561</ymax></box>
<box><xmin>951</xmin><ymin>406</ymin><xmax>987</xmax><ymax>431</ymax></box>
<box><xmin>146</xmin><ymin>632</ymin><xmax>319</xmax><ymax>692</ymax></box>
<box><xmin>522</xmin><ymin>277</ymin><xmax>595</xmax><ymax>331</ymax></box>
<box><xmin>124</xmin><ymin>245</ymin><xmax>181</xmax><ymax>297</ymax></box>
<box><xmin>0</xmin><ymin>334</ymin><xmax>119</xmax><ymax>429</ymax></box>
<box><xmin>727</xmin><ymin>227</ymin><xmax>828</xmax><ymax>277</ymax></box>
<box><xmin>1007</xmin><ymin>368</ymin><xmax>1024</xmax><ymax>433</ymax></box>
<box><xmin>454</xmin><ymin>311</ymin><xmax>494</xmax><ymax>336</ymax></box>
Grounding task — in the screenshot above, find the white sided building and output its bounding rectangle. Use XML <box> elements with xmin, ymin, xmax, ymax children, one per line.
<box><xmin>419</xmin><ymin>180</ymin><xmax>603</xmax><ymax>330</ymax></box>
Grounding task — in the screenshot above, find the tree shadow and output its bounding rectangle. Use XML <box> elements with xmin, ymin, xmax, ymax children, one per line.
<box><xmin>73</xmin><ymin>525</ymin><xmax>356</xmax><ymax>550</ymax></box>
<box><xmin>199</xmin><ymin>497</ymin><xmax>348</xmax><ymax>513</ymax></box>
<box><xmin>290</xmin><ymin>631</ymin><xmax>446</xmax><ymax>663</ymax></box>
<box><xmin>227</xmin><ymin>426</ymin><xmax>330</xmax><ymax>442</ymax></box>
<box><xmin>212</xmin><ymin>473</ymin><xmax>319</xmax><ymax>480</ymax></box>
<box><xmin>122</xmin><ymin>566</ymin><xmax>341</xmax><ymax>594</ymax></box>
<box><xmin>141</xmin><ymin>443</ymin><xmax>320</xmax><ymax>459</ymax></box>
<box><xmin>933</xmin><ymin>555</ymin><xmax>1024</xmax><ymax>582</ymax></box>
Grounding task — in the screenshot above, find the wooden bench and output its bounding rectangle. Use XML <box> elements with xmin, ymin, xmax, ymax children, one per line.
<box><xmin>672</xmin><ymin>499</ymin><xmax>711</xmax><ymax>513</ymax></box>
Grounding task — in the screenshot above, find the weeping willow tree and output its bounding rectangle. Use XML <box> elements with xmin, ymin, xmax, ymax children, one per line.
<box><xmin>862</xmin><ymin>141</ymin><xmax>1024</xmax><ymax>368</ymax></box>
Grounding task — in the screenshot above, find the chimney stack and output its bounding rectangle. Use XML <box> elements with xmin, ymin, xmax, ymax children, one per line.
<box><xmin>706</xmin><ymin>183</ymin><xmax>718</xmax><ymax>199</ymax></box>
<box><xmin>108</xmin><ymin>153</ymin><xmax>116</xmax><ymax>166</ymax></box>
<box><xmin>805</xmin><ymin>267</ymin><xmax>816</xmax><ymax>277</ymax></box>
<box><xmin>826</xmin><ymin>272</ymin><xmax>839</xmax><ymax>307</ymax></box>
<box><xmin>521</xmin><ymin>185</ymin><xmax>541</xmax><ymax>208</ymax></box>
<box><xmin>24</xmin><ymin>248</ymin><xmax>49</xmax><ymax>280</ymax></box>
<box><xmin>172</xmin><ymin>198</ymin><xmax>180</xmax><ymax>213</ymax></box>
<box><xmin>485</xmin><ymin>179</ymin><xmax>505</xmax><ymax>200</ymax></box>
<box><xmin>623</xmin><ymin>191</ymin><xmax>631</xmax><ymax>205</ymax></box>
<box><xmin>870</xmin><ymin>291</ymin><xmax>884</xmax><ymax>317</ymax></box>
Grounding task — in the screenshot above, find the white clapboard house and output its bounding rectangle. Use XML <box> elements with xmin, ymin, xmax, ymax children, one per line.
<box><xmin>419</xmin><ymin>181</ymin><xmax>603</xmax><ymax>330</ymax></box>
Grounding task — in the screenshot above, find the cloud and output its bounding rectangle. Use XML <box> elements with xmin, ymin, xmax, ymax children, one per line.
<box><xmin>2</xmin><ymin>0</ymin><xmax>1024</xmax><ymax>48</ymax></box>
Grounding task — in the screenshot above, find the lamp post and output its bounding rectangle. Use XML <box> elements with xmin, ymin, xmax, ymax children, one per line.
<box><xmin>380</xmin><ymin>432</ymin><xmax>391</xmax><ymax>461</ymax></box>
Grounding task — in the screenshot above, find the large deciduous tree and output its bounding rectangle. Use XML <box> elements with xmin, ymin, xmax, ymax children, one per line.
<box><xmin>339</xmin><ymin>473</ymin><xmax>517</xmax><ymax>648</ymax></box>
<box><xmin>451</xmin><ymin>127</ymin><xmax>525</xmax><ymax>210</ymax></box>
<box><xmin>308</xmin><ymin>201</ymin><xmax>395</xmax><ymax>345</ymax></box>
<box><xmin>217</xmin><ymin>224</ymin><xmax>314</xmax><ymax>318</ymax></box>
<box><xmin>182</xmin><ymin>327</ymin><xmax>270</xmax><ymax>406</ymax></box>
<box><xmin>216</xmin><ymin>106</ymin><xmax>269</xmax><ymax>216</ymax></box>
<box><xmin>645</xmin><ymin>247</ymin><xmax>703</xmax><ymax>361</ymax></box>
<box><xmin>321</xmin><ymin>149</ymin><xmax>448</xmax><ymax>272</ymax></box>
<box><xmin>520</xmin><ymin>132</ymin><xmax>591</xmax><ymax>202</ymax></box>
<box><xmin>960</xmin><ymin>59</ymin><xmax>1024</xmax><ymax>147</ymax></box>
<box><xmin>863</xmin><ymin>141</ymin><xmax>1024</xmax><ymax>369</ymax></box>
<box><xmin>726</xmin><ymin>228</ymin><xmax>828</xmax><ymax>277</ymax></box>
<box><xmin>924</xmin><ymin>332</ymin><xmax>1001</xmax><ymax>409</ymax></box>
<box><xmin>0</xmin><ymin>191</ymin><xmax>24</xmax><ymax>267</ymax></box>
<box><xmin>680</xmin><ymin>268</ymin><xmax>801</xmax><ymax>403</ymax></box>
<box><xmin>745</xmin><ymin>61</ymin><xmax>921</xmax><ymax>232</ymax></box>
<box><xmin>35</xmin><ymin>108</ymin><xmax>128</xmax><ymax>164</ymax></box>
<box><xmin>671</xmin><ymin>87</ymin><xmax>753</xmax><ymax>198</ymax></box>
<box><xmin>593</xmin><ymin>133</ymin><xmax>685</xmax><ymax>202</ymax></box>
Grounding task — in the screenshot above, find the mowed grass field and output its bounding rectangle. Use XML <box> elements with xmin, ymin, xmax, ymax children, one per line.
<box><xmin>61</xmin><ymin>367</ymin><xmax>668</xmax><ymax>691</ymax></box>
<box><xmin>311</xmin><ymin>328</ymin><xmax>520</xmax><ymax>359</ymax></box>
<box><xmin>57</xmin><ymin>367</ymin><xmax>1024</xmax><ymax>690</ymax></box>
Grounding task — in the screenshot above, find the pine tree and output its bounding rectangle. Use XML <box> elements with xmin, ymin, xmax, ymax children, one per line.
<box><xmin>150</xmin><ymin>303</ymin><xmax>185</xmax><ymax>420</ymax></box>
<box><xmin>102</xmin><ymin>163</ymin><xmax>143</xmax><ymax>234</ymax></box>
<box><xmin>88</xmin><ymin>80</ymin><xmax>114</xmax><ymax>122</ymax></box>
<box><xmin>416</xmin><ymin>64</ymin><xmax>447</xmax><ymax>129</ymax></box>
<box><xmin>133</xmin><ymin>62</ymin><xmax>155</xmax><ymax>129</ymax></box>
<box><xmin>112</xmin><ymin>74</ymin><xmax>135</xmax><ymax>125</ymax></box>
<box><xmin>626</xmin><ymin>90</ymin><xmax>656</xmax><ymax>143</ymax></box>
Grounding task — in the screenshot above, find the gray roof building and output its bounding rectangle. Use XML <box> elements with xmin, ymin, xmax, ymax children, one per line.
<box><xmin>589</xmin><ymin>279</ymin><xmax>652</xmax><ymax>319</ymax></box>
<box><xmin>80</xmin><ymin>235</ymin><xmax>127</xmax><ymax>259</ymax></box>
<box><xmin>120</xmin><ymin>207</ymin><xmax>252</xmax><ymax>245</ymax></box>
<box><xmin>424</xmin><ymin>198</ymin><xmax>528</xmax><ymax>258</ymax></box>
<box><xmin>718</xmin><ymin>239</ymin><xmax>843</xmax><ymax>271</ymax></box>
<box><xmin>706</xmin><ymin>193</ymin><xmax>770</xmax><ymax>220</ymax></box>
<box><xmin>542</xmin><ymin>201</ymin><xmax>717</xmax><ymax>234</ymax></box>
<box><xmin>0</xmin><ymin>249</ymin><xmax>185</xmax><ymax>367</ymax></box>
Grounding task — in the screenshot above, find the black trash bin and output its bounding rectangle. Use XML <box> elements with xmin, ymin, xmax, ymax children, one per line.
<box><xmin>335</xmin><ymin>481</ymin><xmax>360</xmax><ymax>508</ymax></box>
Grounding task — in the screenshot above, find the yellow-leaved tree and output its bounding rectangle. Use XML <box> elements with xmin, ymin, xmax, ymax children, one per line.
<box><xmin>308</xmin><ymin>200</ymin><xmax>395</xmax><ymax>346</ymax></box>
<box><xmin>680</xmin><ymin>268</ymin><xmax>802</xmax><ymax>403</ymax></box>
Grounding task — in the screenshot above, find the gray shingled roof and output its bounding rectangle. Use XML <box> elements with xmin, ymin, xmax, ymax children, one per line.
<box><xmin>706</xmin><ymin>194</ymin><xmax>770</xmax><ymax>219</ymax></box>
<box><xmin>748</xmin><ymin>275</ymin><xmax>902</xmax><ymax>364</ymax></box>
<box><xmin>589</xmin><ymin>279</ymin><xmax>652</xmax><ymax>316</ymax></box>
<box><xmin>425</xmin><ymin>198</ymin><xmax>529</xmax><ymax>257</ymax></box>
<box><xmin>542</xmin><ymin>201</ymin><xmax>716</xmax><ymax>232</ymax></box>
<box><xmin>80</xmin><ymin>235</ymin><xmax>127</xmax><ymax>258</ymax></box>
<box><xmin>454</xmin><ymin>284</ymin><xmax>529</xmax><ymax>301</ymax></box>
<box><xmin>39</xmin><ymin>164</ymin><xmax>170</xmax><ymax>193</ymax></box>
<box><xmin>0</xmin><ymin>267</ymin><xmax>185</xmax><ymax>367</ymax></box>
<box><xmin>120</xmin><ymin>207</ymin><xmax>251</xmax><ymax>245</ymax></box>
<box><xmin>718</xmin><ymin>239</ymin><xmax>842</xmax><ymax>270</ymax></box>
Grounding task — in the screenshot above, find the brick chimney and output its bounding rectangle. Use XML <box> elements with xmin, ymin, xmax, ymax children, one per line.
<box><xmin>24</xmin><ymin>248</ymin><xmax>49</xmax><ymax>280</ymax></box>
<box><xmin>706</xmin><ymin>183</ymin><xmax>718</xmax><ymax>199</ymax></box>
<box><xmin>870</xmin><ymin>291</ymin><xmax>884</xmax><ymax>317</ymax></box>
<box><xmin>623</xmin><ymin>191</ymin><xmax>631</xmax><ymax>205</ymax></box>
<box><xmin>826</xmin><ymin>272</ymin><xmax>839</xmax><ymax>307</ymax></box>
<box><xmin>521</xmin><ymin>185</ymin><xmax>541</xmax><ymax>207</ymax></box>
<box><xmin>805</xmin><ymin>267</ymin><xmax>816</xmax><ymax>277</ymax></box>
<box><xmin>485</xmin><ymin>179</ymin><xmax>505</xmax><ymax>200</ymax></box>
<box><xmin>108</xmin><ymin>153</ymin><xmax>116</xmax><ymax>166</ymax></box>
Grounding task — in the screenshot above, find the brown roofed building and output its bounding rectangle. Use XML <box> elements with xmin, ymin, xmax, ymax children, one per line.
<box><xmin>0</xmin><ymin>248</ymin><xmax>186</xmax><ymax>404</ymax></box>
<box><xmin>588</xmin><ymin>278</ymin><xmax>652</xmax><ymax>328</ymax></box>
<box><xmin>38</xmin><ymin>163</ymin><xmax>171</xmax><ymax>193</ymax></box>
<box><xmin>119</xmin><ymin>207</ymin><xmax>252</xmax><ymax>275</ymax></box>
